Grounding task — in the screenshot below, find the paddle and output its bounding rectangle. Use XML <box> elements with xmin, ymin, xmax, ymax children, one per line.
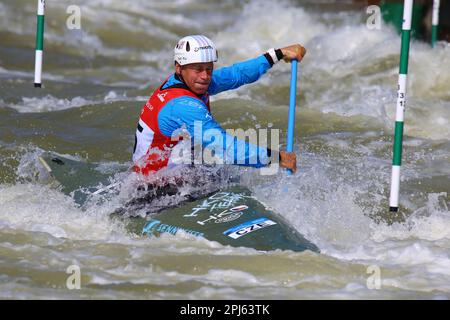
<box><xmin>286</xmin><ymin>59</ymin><xmax>298</xmax><ymax>175</ymax></box>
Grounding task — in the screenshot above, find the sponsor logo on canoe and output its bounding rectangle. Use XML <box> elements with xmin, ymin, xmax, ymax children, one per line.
<box><xmin>142</xmin><ymin>219</ymin><xmax>204</xmax><ymax>238</ymax></box>
<box><xmin>197</xmin><ymin>205</ymin><xmax>249</xmax><ymax>225</ymax></box>
<box><xmin>223</xmin><ymin>217</ymin><xmax>277</xmax><ymax>239</ymax></box>
<box><xmin>142</xmin><ymin>219</ymin><xmax>161</xmax><ymax>234</ymax></box>
<box><xmin>230</xmin><ymin>205</ymin><xmax>248</xmax><ymax>212</ymax></box>
<box><xmin>184</xmin><ymin>192</ymin><xmax>254</xmax><ymax>218</ymax></box>
<box><xmin>214</xmin><ymin>212</ymin><xmax>242</xmax><ymax>224</ymax></box>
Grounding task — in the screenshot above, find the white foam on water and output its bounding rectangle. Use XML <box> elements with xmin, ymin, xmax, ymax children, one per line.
<box><xmin>0</xmin><ymin>148</ymin><xmax>128</xmax><ymax>242</ymax></box>
<box><xmin>246</xmin><ymin>128</ymin><xmax>450</xmax><ymax>293</ymax></box>
<box><xmin>0</xmin><ymin>66</ymin><xmax>75</xmax><ymax>83</ymax></box>
<box><xmin>0</xmin><ymin>183</ymin><xmax>117</xmax><ymax>240</ymax></box>
<box><xmin>214</xmin><ymin>0</ymin><xmax>327</xmax><ymax>71</ymax></box>
<box><xmin>7</xmin><ymin>95</ymin><xmax>93</xmax><ymax>113</ymax></box>
<box><xmin>250</xmin><ymin>154</ymin><xmax>376</xmax><ymax>252</ymax></box>
<box><xmin>211</xmin><ymin>1</ymin><xmax>450</xmax><ymax>141</ymax></box>
<box><xmin>3</xmin><ymin>0</ymin><xmax>446</xmax><ymax>143</ymax></box>
<box><xmin>400</xmin><ymin>99</ymin><xmax>450</xmax><ymax>140</ymax></box>
<box><xmin>408</xmin><ymin>42</ymin><xmax>450</xmax><ymax>100</ymax></box>
<box><xmin>6</xmin><ymin>91</ymin><xmax>146</xmax><ymax>113</ymax></box>
<box><xmin>374</xmin><ymin>193</ymin><xmax>450</xmax><ymax>243</ymax></box>
<box><xmin>1</xmin><ymin>147</ymin><xmax>233</xmax><ymax>242</ymax></box>
<box><xmin>307</xmin><ymin>27</ymin><xmax>450</xmax><ymax>140</ymax></box>
<box><xmin>0</xmin><ymin>2</ymin><xmax>35</xmax><ymax>35</ymax></box>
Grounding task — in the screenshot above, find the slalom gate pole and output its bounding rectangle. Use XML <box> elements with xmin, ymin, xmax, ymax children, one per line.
<box><xmin>389</xmin><ymin>0</ymin><xmax>413</xmax><ymax>212</ymax></box>
<box><xmin>286</xmin><ymin>59</ymin><xmax>298</xmax><ymax>175</ymax></box>
<box><xmin>432</xmin><ymin>0</ymin><xmax>440</xmax><ymax>48</ymax></box>
<box><xmin>34</xmin><ymin>0</ymin><xmax>45</xmax><ymax>88</ymax></box>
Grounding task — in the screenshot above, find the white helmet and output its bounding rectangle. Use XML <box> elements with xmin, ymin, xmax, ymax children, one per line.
<box><xmin>174</xmin><ymin>35</ymin><xmax>218</xmax><ymax>66</ymax></box>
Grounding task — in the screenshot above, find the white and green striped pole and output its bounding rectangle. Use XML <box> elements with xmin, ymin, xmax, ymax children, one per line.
<box><xmin>34</xmin><ymin>0</ymin><xmax>45</xmax><ymax>88</ymax></box>
<box><xmin>389</xmin><ymin>0</ymin><xmax>414</xmax><ymax>213</ymax></box>
<box><xmin>431</xmin><ymin>0</ymin><xmax>440</xmax><ymax>48</ymax></box>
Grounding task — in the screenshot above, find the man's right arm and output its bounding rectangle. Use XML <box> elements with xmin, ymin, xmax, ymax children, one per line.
<box><xmin>208</xmin><ymin>55</ymin><xmax>273</xmax><ymax>95</ymax></box>
<box><xmin>209</xmin><ymin>45</ymin><xmax>306</xmax><ymax>96</ymax></box>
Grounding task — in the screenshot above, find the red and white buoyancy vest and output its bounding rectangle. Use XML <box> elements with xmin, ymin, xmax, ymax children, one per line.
<box><xmin>132</xmin><ymin>77</ymin><xmax>210</xmax><ymax>175</ymax></box>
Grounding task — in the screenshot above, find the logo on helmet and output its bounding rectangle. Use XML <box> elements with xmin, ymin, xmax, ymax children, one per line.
<box><xmin>194</xmin><ymin>45</ymin><xmax>213</xmax><ymax>52</ymax></box>
<box><xmin>176</xmin><ymin>41</ymin><xmax>185</xmax><ymax>50</ymax></box>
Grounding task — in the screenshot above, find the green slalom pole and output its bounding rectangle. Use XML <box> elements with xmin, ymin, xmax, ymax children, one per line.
<box><xmin>34</xmin><ymin>0</ymin><xmax>45</xmax><ymax>88</ymax></box>
<box><xmin>389</xmin><ymin>0</ymin><xmax>414</xmax><ymax>212</ymax></box>
<box><xmin>431</xmin><ymin>0</ymin><xmax>440</xmax><ymax>48</ymax></box>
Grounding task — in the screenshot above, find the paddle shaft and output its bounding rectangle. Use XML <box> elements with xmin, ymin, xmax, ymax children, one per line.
<box><xmin>286</xmin><ymin>59</ymin><xmax>298</xmax><ymax>175</ymax></box>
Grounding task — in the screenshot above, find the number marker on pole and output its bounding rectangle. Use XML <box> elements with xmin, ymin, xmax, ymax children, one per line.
<box><xmin>389</xmin><ymin>0</ymin><xmax>413</xmax><ymax>212</ymax></box>
<box><xmin>34</xmin><ymin>0</ymin><xmax>45</xmax><ymax>88</ymax></box>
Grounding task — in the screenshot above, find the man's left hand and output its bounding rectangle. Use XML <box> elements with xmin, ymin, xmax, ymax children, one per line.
<box><xmin>280</xmin><ymin>44</ymin><xmax>306</xmax><ymax>63</ymax></box>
